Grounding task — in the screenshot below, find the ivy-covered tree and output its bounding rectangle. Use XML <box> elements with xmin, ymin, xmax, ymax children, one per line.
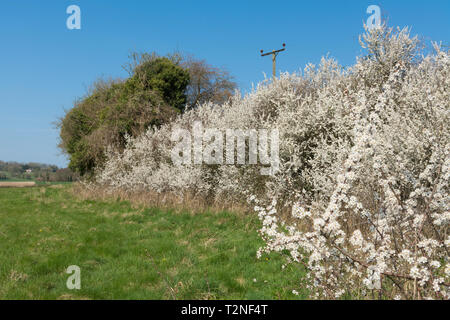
<box><xmin>58</xmin><ymin>56</ymin><xmax>190</xmax><ymax>176</ymax></box>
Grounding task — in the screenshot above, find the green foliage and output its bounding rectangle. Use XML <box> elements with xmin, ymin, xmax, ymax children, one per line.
<box><xmin>133</xmin><ymin>57</ymin><xmax>190</xmax><ymax>111</ymax></box>
<box><xmin>58</xmin><ymin>54</ymin><xmax>190</xmax><ymax>176</ymax></box>
<box><xmin>59</xmin><ymin>51</ymin><xmax>238</xmax><ymax>177</ymax></box>
<box><xmin>0</xmin><ymin>161</ymin><xmax>77</xmax><ymax>182</ymax></box>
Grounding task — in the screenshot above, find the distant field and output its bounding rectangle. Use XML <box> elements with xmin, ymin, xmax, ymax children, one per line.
<box><xmin>0</xmin><ymin>185</ymin><xmax>307</xmax><ymax>299</ymax></box>
<box><xmin>0</xmin><ymin>178</ymin><xmax>32</xmax><ymax>182</ymax></box>
<box><xmin>0</xmin><ymin>180</ymin><xmax>72</xmax><ymax>187</ymax></box>
<box><xmin>0</xmin><ymin>181</ymin><xmax>36</xmax><ymax>188</ymax></box>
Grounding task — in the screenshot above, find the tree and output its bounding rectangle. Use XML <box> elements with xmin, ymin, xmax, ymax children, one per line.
<box><xmin>182</xmin><ymin>56</ymin><xmax>236</xmax><ymax>110</ymax></box>
<box><xmin>132</xmin><ymin>57</ymin><xmax>190</xmax><ymax>111</ymax></box>
<box><xmin>50</xmin><ymin>168</ymin><xmax>79</xmax><ymax>182</ymax></box>
<box><xmin>125</xmin><ymin>52</ymin><xmax>237</xmax><ymax>110</ymax></box>
<box><xmin>58</xmin><ymin>51</ymin><xmax>236</xmax><ymax>176</ymax></box>
<box><xmin>58</xmin><ymin>55</ymin><xmax>190</xmax><ymax>176</ymax></box>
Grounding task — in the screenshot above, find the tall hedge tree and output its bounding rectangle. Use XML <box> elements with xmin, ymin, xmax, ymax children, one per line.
<box><xmin>58</xmin><ymin>57</ymin><xmax>190</xmax><ymax>176</ymax></box>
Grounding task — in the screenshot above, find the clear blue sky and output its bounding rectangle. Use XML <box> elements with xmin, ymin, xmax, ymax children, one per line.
<box><xmin>0</xmin><ymin>0</ymin><xmax>449</xmax><ymax>167</ymax></box>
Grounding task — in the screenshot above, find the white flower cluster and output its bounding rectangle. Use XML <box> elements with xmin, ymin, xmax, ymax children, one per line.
<box><xmin>94</xmin><ymin>26</ymin><xmax>449</xmax><ymax>299</ymax></box>
<box><xmin>255</xmin><ymin>27</ymin><xmax>449</xmax><ymax>299</ymax></box>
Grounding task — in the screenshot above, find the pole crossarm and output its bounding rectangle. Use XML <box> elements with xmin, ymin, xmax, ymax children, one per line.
<box><xmin>260</xmin><ymin>43</ymin><xmax>286</xmax><ymax>79</ymax></box>
<box><xmin>260</xmin><ymin>48</ymin><xmax>285</xmax><ymax>57</ymax></box>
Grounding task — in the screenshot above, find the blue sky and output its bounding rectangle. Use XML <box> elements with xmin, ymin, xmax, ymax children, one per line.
<box><xmin>0</xmin><ymin>0</ymin><xmax>449</xmax><ymax>167</ymax></box>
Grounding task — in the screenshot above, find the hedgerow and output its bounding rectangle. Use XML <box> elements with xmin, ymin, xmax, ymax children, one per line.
<box><xmin>94</xmin><ymin>26</ymin><xmax>449</xmax><ymax>299</ymax></box>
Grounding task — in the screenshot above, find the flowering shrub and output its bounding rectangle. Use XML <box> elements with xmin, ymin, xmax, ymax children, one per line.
<box><xmin>256</xmin><ymin>28</ymin><xmax>449</xmax><ymax>299</ymax></box>
<box><xmin>95</xmin><ymin>26</ymin><xmax>449</xmax><ymax>299</ymax></box>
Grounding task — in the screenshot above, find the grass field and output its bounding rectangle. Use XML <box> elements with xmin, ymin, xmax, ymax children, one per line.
<box><xmin>0</xmin><ymin>185</ymin><xmax>307</xmax><ymax>299</ymax></box>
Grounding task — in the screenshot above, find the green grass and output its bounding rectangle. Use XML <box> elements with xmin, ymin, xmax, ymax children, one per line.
<box><xmin>0</xmin><ymin>185</ymin><xmax>307</xmax><ymax>299</ymax></box>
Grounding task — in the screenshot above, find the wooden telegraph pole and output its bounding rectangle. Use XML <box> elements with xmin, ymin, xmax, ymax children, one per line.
<box><xmin>260</xmin><ymin>43</ymin><xmax>286</xmax><ymax>79</ymax></box>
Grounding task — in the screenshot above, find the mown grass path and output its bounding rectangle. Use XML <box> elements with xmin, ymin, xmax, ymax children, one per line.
<box><xmin>0</xmin><ymin>185</ymin><xmax>307</xmax><ymax>299</ymax></box>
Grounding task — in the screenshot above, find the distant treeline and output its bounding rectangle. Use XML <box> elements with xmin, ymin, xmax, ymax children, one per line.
<box><xmin>0</xmin><ymin>161</ymin><xmax>79</xmax><ymax>182</ymax></box>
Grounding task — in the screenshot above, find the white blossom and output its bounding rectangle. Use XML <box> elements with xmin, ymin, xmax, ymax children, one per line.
<box><xmin>93</xmin><ymin>25</ymin><xmax>449</xmax><ymax>300</ymax></box>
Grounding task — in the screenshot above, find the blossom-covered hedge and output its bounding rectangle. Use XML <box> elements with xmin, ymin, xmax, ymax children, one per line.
<box><xmin>95</xmin><ymin>26</ymin><xmax>449</xmax><ymax>299</ymax></box>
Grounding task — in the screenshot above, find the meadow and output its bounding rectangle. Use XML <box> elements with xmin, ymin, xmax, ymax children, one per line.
<box><xmin>0</xmin><ymin>185</ymin><xmax>307</xmax><ymax>299</ymax></box>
